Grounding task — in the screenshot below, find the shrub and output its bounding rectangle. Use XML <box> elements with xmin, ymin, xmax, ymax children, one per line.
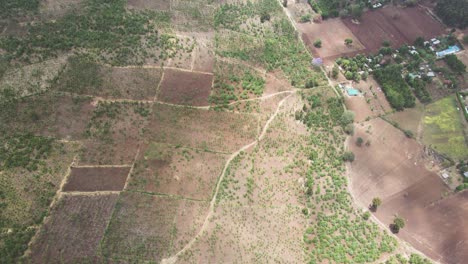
<box><xmin>332</xmin><ymin>65</ymin><xmax>339</xmax><ymax>79</ymax></box>
<box><xmin>260</xmin><ymin>12</ymin><xmax>271</xmax><ymax>23</ymax></box>
<box><xmin>344</xmin><ymin>38</ymin><xmax>353</xmax><ymax>46</ymax></box>
<box><xmin>404</xmin><ymin>130</ymin><xmax>414</xmax><ymax>138</ymax></box>
<box><xmin>340</xmin><ymin>110</ymin><xmax>355</xmax><ymax>126</ymax></box>
<box><xmin>342</xmin><ymin>151</ymin><xmax>355</xmax><ymax>162</ymax></box>
<box><xmin>314</xmin><ymin>39</ymin><xmax>322</xmax><ymax>48</ymax></box>
<box><xmin>391</xmin><ymin>216</ymin><xmax>405</xmax><ymax>233</ymax></box>
<box><xmin>300</xmin><ymin>14</ymin><xmax>312</xmax><ymax>23</ymax></box>
<box><xmin>356</xmin><ymin>137</ymin><xmax>364</xmax><ymax>146</ymax></box>
<box><xmin>362</xmin><ymin>211</ymin><xmax>371</xmax><ymax>220</ymax></box>
<box><xmin>445</xmin><ymin>54</ymin><xmax>466</xmax><ymax>73</ymax></box>
<box><xmin>344</xmin><ymin>123</ymin><xmax>354</xmax><ymax>135</ymax></box>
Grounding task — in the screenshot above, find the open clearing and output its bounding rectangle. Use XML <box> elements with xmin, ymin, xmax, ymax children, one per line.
<box><xmin>423</xmin><ymin>96</ymin><xmax>468</xmax><ymax>160</ymax></box>
<box><xmin>101</xmin><ymin>192</ymin><xmax>209</xmax><ymax>263</ymax></box>
<box><xmin>62</xmin><ymin>167</ymin><xmax>131</xmax><ymax>192</ymax></box>
<box><xmin>347</xmin><ymin>118</ymin><xmax>468</xmax><ymax>264</ymax></box>
<box><xmin>157</xmin><ymin>69</ymin><xmax>213</xmax><ymax>106</ymax></box>
<box><xmin>29</xmin><ymin>194</ymin><xmax>119</xmax><ymax>263</ymax></box>
<box><xmin>298</xmin><ymin>18</ymin><xmax>365</xmax><ymax>60</ymax></box>
<box><xmin>385</xmin><ymin>102</ymin><xmax>425</xmax><ymax>138</ymax></box>
<box><xmin>127</xmin><ymin>142</ymin><xmax>227</xmax><ymax>200</ymax></box>
<box><xmin>343</xmin><ymin>6</ymin><xmax>446</xmax><ymax>53</ymax></box>
<box><xmin>146</xmin><ymin>103</ymin><xmax>259</xmax><ymax>153</ymax></box>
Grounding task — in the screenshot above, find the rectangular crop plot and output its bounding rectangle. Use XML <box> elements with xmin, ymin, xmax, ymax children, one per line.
<box><xmin>62</xmin><ymin>167</ymin><xmax>131</xmax><ymax>192</ymax></box>
<box><xmin>343</xmin><ymin>6</ymin><xmax>445</xmax><ymax>53</ymax></box>
<box><xmin>157</xmin><ymin>69</ymin><xmax>213</xmax><ymax>106</ymax></box>
<box><xmin>29</xmin><ymin>194</ymin><xmax>119</xmax><ymax>263</ymax></box>
<box><xmin>101</xmin><ymin>192</ymin><xmax>209</xmax><ymax>262</ymax></box>
<box><xmin>147</xmin><ymin>103</ymin><xmax>259</xmax><ymax>153</ymax></box>
<box><xmin>127</xmin><ymin>142</ymin><xmax>227</xmax><ymax>200</ymax></box>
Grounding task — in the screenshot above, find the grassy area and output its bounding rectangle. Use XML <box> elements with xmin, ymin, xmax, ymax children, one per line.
<box><xmin>423</xmin><ymin>96</ymin><xmax>468</xmax><ymax>160</ymax></box>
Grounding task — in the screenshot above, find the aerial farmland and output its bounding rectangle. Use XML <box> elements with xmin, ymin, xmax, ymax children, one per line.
<box><xmin>0</xmin><ymin>0</ymin><xmax>467</xmax><ymax>264</ymax></box>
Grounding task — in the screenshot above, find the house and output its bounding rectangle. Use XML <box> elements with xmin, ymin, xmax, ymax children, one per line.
<box><xmin>427</xmin><ymin>72</ymin><xmax>435</xmax><ymax>77</ymax></box>
<box><xmin>409</xmin><ymin>50</ymin><xmax>419</xmax><ymax>55</ymax></box>
<box><xmin>436</xmin><ymin>45</ymin><xmax>461</xmax><ymax>58</ymax></box>
<box><xmin>442</xmin><ymin>173</ymin><xmax>449</xmax><ymax>179</ymax></box>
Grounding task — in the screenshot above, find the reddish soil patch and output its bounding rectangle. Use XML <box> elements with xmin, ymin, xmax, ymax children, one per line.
<box><xmin>63</xmin><ymin>167</ymin><xmax>130</xmax><ymax>192</ymax></box>
<box><xmin>298</xmin><ymin>18</ymin><xmax>365</xmax><ymax>60</ymax></box>
<box><xmin>347</xmin><ymin>118</ymin><xmax>468</xmax><ymax>264</ymax></box>
<box><xmin>343</xmin><ymin>6</ymin><xmax>446</xmax><ymax>53</ymax></box>
<box><xmin>101</xmin><ymin>192</ymin><xmax>208</xmax><ymax>262</ymax></box>
<box><xmin>127</xmin><ymin>143</ymin><xmax>227</xmax><ymax>200</ymax></box>
<box><xmin>29</xmin><ymin>194</ymin><xmax>119</xmax><ymax>263</ymax></box>
<box><xmin>158</xmin><ymin>69</ymin><xmax>213</xmax><ymax>106</ymax></box>
<box><xmin>147</xmin><ymin>103</ymin><xmax>258</xmax><ymax>153</ymax></box>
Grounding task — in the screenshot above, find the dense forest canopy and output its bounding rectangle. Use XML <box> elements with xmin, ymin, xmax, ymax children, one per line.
<box><xmin>435</xmin><ymin>0</ymin><xmax>468</xmax><ymax>29</ymax></box>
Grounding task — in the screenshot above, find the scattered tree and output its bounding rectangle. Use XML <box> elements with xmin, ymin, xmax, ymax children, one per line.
<box><xmin>282</xmin><ymin>0</ymin><xmax>287</xmax><ymax>7</ymax></box>
<box><xmin>342</xmin><ymin>151</ymin><xmax>355</xmax><ymax>162</ymax></box>
<box><xmin>344</xmin><ymin>123</ymin><xmax>354</xmax><ymax>135</ymax></box>
<box><xmin>260</xmin><ymin>12</ymin><xmax>270</xmax><ymax>23</ymax></box>
<box><xmin>445</xmin><ymin>54</ymin><xmax>466</xmax><ymax>73</ymax></box>
<box><xmin>314</xmin><ymin>39</ymin><xmax>322</xmax><ymax>48</ymax></box>
<box><xmin>370</xmin><ymin>197</ymin><xmax>382</xmax><ymax>211</ymax></box>
<box><xmin>332</xmin><ymin>65</ymin><xmax>339</xmax><ymax>79</ymax></box>
<box><xmin>391</xmin><ymin>216</ymin><xmax>405</xmax><ymax>233</ymax></box>
<box><xmin>300</xmin><ymin>14</ymin><xmax>312</xmax><ymax>23</ymax></box>
<box><xmin>340</xmin><ymin>110</ymin><xmax>355</xmax><ymax>126</ymax></box>
<box><xmin>345</xmin><ymin>38</ymin><xmax>353</xmax><ymax>46</ymax></box>
<box><xmin>362</xmin><ymin>211</ymin><xmax>371</xmax><ymax>220</ymax></box>
<box><xmin>356</xmin><ymin>137</ymin><xmax>364</xmax><ymax>147</ymax></box>
<box><xmin>350</xmin><ymin>4</ymin><xmax>363</xmax><ymax>20</ymax></box>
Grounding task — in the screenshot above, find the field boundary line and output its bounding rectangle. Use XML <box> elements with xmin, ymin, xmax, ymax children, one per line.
<box><xmin>61</xmin><ymin>191</ymin><xmax>121</xmax><ymax>196</ymax></box>
<box><xmin>123</xmin><ymin>147</ymin><xmax>141</xmax><ymax>191</ymax></box>
<box><xmin>161</xmin><ymin>92</ymin><xmax>295</xmax><ymax>264</ymax></box>
<box><xmin>72</xmin><ymin>164</ymin><xmax>132</xmax><ymax>168</ymax></box>
<box><xmin>22</xmin><ymin>153</ymin><xmax>79</xmax><ymax>259</ymax></box>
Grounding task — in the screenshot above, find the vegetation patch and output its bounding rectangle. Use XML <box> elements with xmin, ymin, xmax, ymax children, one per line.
<box><xmin>423</xmin><ymin>96</ymin><xmax>467</xmax><ymax>160</ymax></box>
<box><xmin>128</xmin><ymin>142</ymin><xmax>226</xmax><ymax>200</ymax></box>
<box><xmin>146</xmin><ymin>103</ymin><xmax>258</xmax><ymax>153</ymax></box>
<box><xmin>29</xmin><ymin>194</ymin><xmax>119</xmax><ymax>263</ymax></box>
<box><xmin>62</xmin><ymin>167</ymin><xmax>131</xmax><ymax>192</ymax></box>
<box><xmin>0</xmin><ymin>142</ymin><xmax>77</xmax><ymax>263</ymax></box>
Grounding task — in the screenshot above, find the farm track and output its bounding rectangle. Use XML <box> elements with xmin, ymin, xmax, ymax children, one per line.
<box><xmin>160</xmin><ymin>92</ymin><xmax>295</xmax><ymax>264</ymax></box>
<box><xmin>279</xmin><ymin>1</ymin><xmax>433</xmax><ymax>262</ymax></box>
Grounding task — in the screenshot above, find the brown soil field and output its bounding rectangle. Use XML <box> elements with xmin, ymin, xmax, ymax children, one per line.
<box><xmin>157</xmin><ymin>69</ymin><xmax>213</xmax><ymax>106</ymax></box>
<box><xmin>126</xmin><ymin>0</ymin><xmax>170</xmax><ymax>11</ymax></box>
<box><xmin>147</xmin><ymin>103</ymin><xmax>259</xmax><ymax>153</ymax></box>
<box><xmin>347</xmin><ymin>118</ymin><xmax>468</xmax><ymax>264</ymax></box>
<box><xmin>101</xmin><ymin>192</ymin><xmax>208</xmax><ymax>262</ymax></box>
<box><xmin>343</xmin><ymin>6</ymin><xmax>446</xmax><ymax>53</ymax></box>
<box><xmin>29</xmin><ymin>194</ymin><xmax>119</xmax><ymax>263</ymax></box>
<box><xmin>263</xmin><ymin>71</ymin><xmax>294</xmax><ymax>95</ymax></box>
<box><xmin>344</xmin><ymin>96</ymin><xmax>375</xmax><ymax>122</ymax></box>
<box><xmin>385</xmin><ymin>102</ymin><xmax>425</xmax><ymax>138</ymax></box>
<box><xmin>62</xmin><ymin>167</ymin><xmax>131</xmax><ymax>192</ymax></box>
<box><xmin>3</xmin><ymin>93</ymin><xmax>95</xmax><ymax>140</ymax></box>
<box><xmin>77</xmin><ymin>102</ymin><xmax>150</xmax><ymax>165</ymax></box>
<box><xmin>98</xmin><ymin>67</ymin><xmax>162</xmax><ymax>100</ymax></box>
<box><xmin>127</xmin><ymin>142</ymin><xmax>227</xmax><ymax>200</ymax></box>
<box><xmin>298</xmin><ymin>18</ymin><xmax>365</xmax><ymax>60</ymax></box>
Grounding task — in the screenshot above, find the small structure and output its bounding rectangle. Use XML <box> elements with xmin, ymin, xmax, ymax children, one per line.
<box><xmin>464</xmin><ymin>171</ymin><xmax>468</xmax><ymax>178</ymax></box>
<box><xmin>436</xmin><ymin>45</ymin><xmax>461</xmax><ymax>58</ymax></box>
<box><xmin>427</xmin><ymin>72</ymin><xmax>435</xmax><ymax>77</ymax></box>
<box><xmin>442</xmin><ymin>173</ymin><xmax>449</xmax><ymax>179</ymax></box>
<box><xmin>312</xmin><ymin>57</ymin><xmax>323</xmax><ymax>67</ymax></box>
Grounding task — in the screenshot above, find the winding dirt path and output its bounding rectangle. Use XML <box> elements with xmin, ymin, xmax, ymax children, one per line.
<box><xmin>161</xmin><ymin>92</ymin><xmax>295</xmax><ymax>264</ymax></box>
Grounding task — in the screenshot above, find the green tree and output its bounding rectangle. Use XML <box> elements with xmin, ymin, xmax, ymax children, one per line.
<box><xmin>356</xmin><ymin>137</ymin><xmax>364</xmax><ymax>147</ymax></box>
<box><xmin>345</xmin><ymin>38</ymin><xmax>353</xmax><ymax>46</ymax></box>
<box><xmin>342</xmin><ymin>151</ymin><xmax>355</xmax><ymax>162</ymax></box>
<box><xmin>314</xmin><ymin>39</ymin><xmax>322</xmax><ymax>48</ymax></box>
<box><xmin>332</xmin><ymin>65</ymin><xmax>339</xmax><ymax>79</ymax></box>
<box><xmin>371</xmin><ymin>197</ymin><xmax>382</xmax><ymax>211</ymax></box>
<box><xmin>340</xmin><ymin>110</ymin><xmax>355</xmax><ymax>126</ymax></box>
<box><xmin>392</xmin><ymin>216</ymin><xmax>405</xmax><ymax>233</ymax></box>
<box><xmin>350</xmin><ymin>4</ymin><xmax>363</xmax><ymax>20</ymax></box>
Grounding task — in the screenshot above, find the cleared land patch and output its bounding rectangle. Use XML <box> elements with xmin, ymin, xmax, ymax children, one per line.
<box><xmin>347</xmin><ymin>118</ymin><xmax>468</xmax><ymax>263</ymax></box>
<box><xmin>147</xmin><ymin>103</ymin><xmax>259</xmax><ymax>153</ymax></box>
<box><xmin>28</xmin><ymin>194</ymin><xmax>119</xmax><ymax>263</ymax></box>
<box><xmin>157</xmin><ymin>69</ymin><xmax>213</xmax><ymax>106</ymax></box>
<box><xmin>126</xmin><ymin>0</ymin><xmax>170</xmax><ymax>11</ymax></box>
<box><xmin>343</xmin><ymin>6</ymin><xmax>446</xmax><ymax>53</ymax></box>
<box><xmin>423</xmin><ymin>96</ymin><xmax>468</xmax><ymax>160</ymax></box>
<box><xmin>78</xmin><ymin>102</ymin><xmax>150</xmax><ymax>165</ymax></box>
<box><xmin>100</xmin><ymin>192</ymin><xmax>209</xmax><ymax>262</ymax></box>
<box><xmin>298</xmin><ymin>18</ymin><xmax>365</xmax><ymax>60</ymax></box>
<box><xmin>56</xmin><ymin>57</ymin><xmax>163</xmax><ymax>100</ymax></box>
<box><xmin>127</xmin><ymin>142</ymin><xmax>226</xmax><ymax>200</ymax></box>
<box><xmin>62</xmin><ymin>167</ymin><xmax>131</xmax><ymax>192</ymax></box>
<box><xmin>385</xmin><ymin>102</ymin><xmax>425</xmax><ymax>138</ymax></box>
